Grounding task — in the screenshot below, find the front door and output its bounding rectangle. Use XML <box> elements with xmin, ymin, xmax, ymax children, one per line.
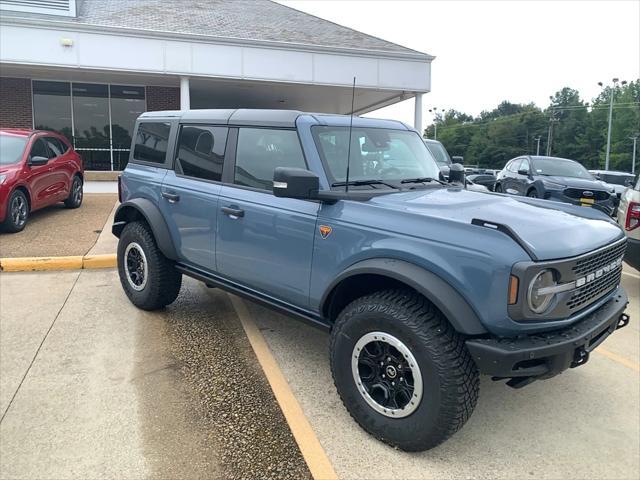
<box><xmin>160</xmin><ymin>124</ymin><xmax>228</xmax><ymax>271</ymax></box>
<box><xmin>216</xmin><ymin>127</ymin><xmax>319</xmax><ymax>308</ymax></box>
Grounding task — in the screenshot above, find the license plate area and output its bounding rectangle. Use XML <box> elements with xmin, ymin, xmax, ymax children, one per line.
<box><xmin>580</xmin><ymin>197</ymin><xmax>595</xmax><ymax>206</ymax></box>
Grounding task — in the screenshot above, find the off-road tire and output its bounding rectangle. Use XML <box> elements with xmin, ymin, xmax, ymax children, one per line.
<box><xmin>117</xmin><ymin>221</ymin><xmax>182</xmax><ymax>310</ymax></box>
<box><xmin>64</xmin><ymin>175</ymin><xmax>83</xmax><ymax>208</ymax></box>
<box><xmin>330</xmin><ymin>289</ymin><xmax>479</xmax><ymax>451</ymax></box>
<box><xmin>2</xmin><ymin>189</ymin><xmax>29</xmax><ymax>233</ymax></box>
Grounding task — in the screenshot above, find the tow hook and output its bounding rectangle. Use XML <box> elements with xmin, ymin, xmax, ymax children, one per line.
<box><xmin>616</xmin><ymin>313</ymin><xmax>630</xmax><ymax>330</ymax></box>
<box><xmin>571</xmin><ymin>348</ymin><xmax>589</xmax><ymax>368</ymax></box>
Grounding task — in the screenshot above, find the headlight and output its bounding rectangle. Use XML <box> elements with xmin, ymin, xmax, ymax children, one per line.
<box><xmin>541</xmin><ymin>179</ymin><xmax>565</xmax><ymax>190</ymax></box>
<box><xmin>527</xmin><ymin>269</ymin><xmax>557</xmax><ymax>314</ymax></box>
<box><xmin>0</xmin><ymin>174</ymin><xmax>6</xmax><ymax>184</ymax></box>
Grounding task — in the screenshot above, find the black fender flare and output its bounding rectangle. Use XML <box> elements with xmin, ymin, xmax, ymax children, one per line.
<box><xmin>112</xmin><ymin>198</ymin><xmax>178</xmax><ymax>260</ymax></box>
<box><xmin>321</xmin><ymin>258</ymin><xmax>487</xmax><ymax>335</ymax></box>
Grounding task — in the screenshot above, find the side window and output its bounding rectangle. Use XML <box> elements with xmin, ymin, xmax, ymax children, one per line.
<box><xmin>507</xmin><ymin>159</ymin><xmax>521</xmax><ymax>173</ymax></box>
<box><xmin>234</xmin><ymin>128</ymin><xmax>306</xmax><ymax>191</ymax></box>
<box><xmin>519</xmin><ymin>158</ymin><xmax>530</xmax><ymax>173</ymax></box>
<box><xmin>175</xmin><ymin>125</ymin><xmax>228</xmax><ymax>182</ymax></box>
<box><xmin>133</xmin><ymin>122</ymin><xmax>171</xmax><ymax>164</ymax></box>
<box><xmin>30</xmin><ymin>138</ymin><xmax>50</xmax><ymax>159</ymax></box>
<box><xmin>44</xmin><ymin>137</ymin><xmax>63</xmax><ymax>157</ymax></box>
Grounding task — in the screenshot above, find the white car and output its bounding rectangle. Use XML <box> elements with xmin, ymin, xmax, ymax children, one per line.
<box><xmin>617</xmin><ymin>176</ymin><xmax>640</xmax><ymax>271</ymax></box>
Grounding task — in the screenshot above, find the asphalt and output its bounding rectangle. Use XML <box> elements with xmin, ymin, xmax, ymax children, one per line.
<box><xmin>0</xmin><ymin>270</ymin><xmax>310</xmax><ymax>480</ymax></box>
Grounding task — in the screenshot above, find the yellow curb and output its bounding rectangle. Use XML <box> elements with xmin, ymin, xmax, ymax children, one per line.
<box><xmin>228</xmin><ymin>294</ymin><xmax>339</xmax><ymax>480</ymax></box>
<box><xmin>0</xmin><ymin>254</ymin><xmax>116</xmax><ymax>272</ymax></box>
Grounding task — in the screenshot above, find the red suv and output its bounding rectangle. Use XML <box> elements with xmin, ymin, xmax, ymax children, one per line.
<box><xmin>0</xmin><ymin>129</ymin><xmax>84</xmax><ymax>233</ymax></box>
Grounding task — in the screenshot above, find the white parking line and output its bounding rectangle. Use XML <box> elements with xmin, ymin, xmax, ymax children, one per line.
<box><xmin>622</xmin><ymin>271</ymin><xmax>640</xmax><ymax>280</ymax></box>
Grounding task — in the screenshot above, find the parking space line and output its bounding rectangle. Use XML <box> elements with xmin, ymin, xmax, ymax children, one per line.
<box><xmin>595</xmin><ymin>347</ymin><xmax>640</xmax><ymax>372</ymax></box>
<box><xmin>228</xmin><ymin>295</ymin><xmax>338</xmax><ymax>480</ymax></box>
<box><xmin>622</xmin><ymin>271</ymin><xmax>640</xmax><ymax>280</ymax></box>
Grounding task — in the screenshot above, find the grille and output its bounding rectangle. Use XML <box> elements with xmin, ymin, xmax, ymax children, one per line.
<box><xmin>566</xmin><ymin>268</ymin><xmax>621</xmax><ymax>310</ymax></box>
<box><xmin>572</xmin><ymin>240</ymin><xmax>627</xmax><ymax>275</ymax></box>
<box><xmin>563</xmin><ymin>188</ymin><xmax>610</xmax><ymax>201</ymax></box>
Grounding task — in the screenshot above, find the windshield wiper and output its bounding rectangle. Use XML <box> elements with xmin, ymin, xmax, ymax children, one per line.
<box><xmin>400</xmin><ymin>177</ymin><xmax>447</xmax><ymax>185</ymax></box>
<box><xmin>331</xmin><ymin>179</ymin><xmax>399</xmax><ymax>189</ymax></box>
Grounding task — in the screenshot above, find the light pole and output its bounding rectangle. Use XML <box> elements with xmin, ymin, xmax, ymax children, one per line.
<box><xmin>534</xmin><ymin>136</ymin><xmax>541</xmax><ymax>155</ymax></box>
<box><xmin>630</xmin><ymin>135</ymin><xmax>638</xmax><ymax>174</ymax></box>
<box><xmin>428</xmin><ymin>107</ymin><xmax>445</xmax><ymax>140</ymax></box>
<box><xmin>599</xmin><ymin>78</ymin><xmax>627</xmax><ymax>170</ymax></box>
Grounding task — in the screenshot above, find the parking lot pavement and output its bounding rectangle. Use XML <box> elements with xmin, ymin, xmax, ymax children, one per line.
<box><xmin>0</xmin><ymin>270</ymin><xmax>310</xmax><ymax>480</ymax></box>
<box><xmin>246</xmin><ymin>272</ymin><xmax>640</xmax><ymax>480</ymax></box>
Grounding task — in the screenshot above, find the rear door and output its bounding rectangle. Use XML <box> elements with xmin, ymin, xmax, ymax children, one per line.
<box><xmin>502</xmin><ymin>158</ymin><xmax>522</xmax><ymax>195</ymax></box>
<box><xmin>514</xmin><ymin>157</ymin><xmax>531</xmax><ymax>195</ymax></box>
<box><xmin>215</xmin><ymin>127</ymin><xmax>319</xmax><ymax>308</ymax></box>
<box><xmin>43</xmin><ymin>136</ymin><xmax>71</xmax><ymax>200</ymax></box>
<box><xmin>160</xmin><ymin>124</ymin><xmax>227</xmax><ymax>271</ymax></box>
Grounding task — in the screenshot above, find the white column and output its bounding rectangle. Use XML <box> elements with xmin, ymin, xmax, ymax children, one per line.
<box><xmin>180</xmin><ymin>76</ymin><xmax>190</xmax><ymax>110</ymax></box>
<box><xmin>414</xmin><ymin>93</ymin><xmax>423</xmax><ymax>135</ymax></box>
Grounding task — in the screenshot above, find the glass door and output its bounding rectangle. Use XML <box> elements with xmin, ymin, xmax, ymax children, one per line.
<box><xmin>72</xmin><ymin>83</ymin><xmax>111</xmax><ymax>170</ymax></box>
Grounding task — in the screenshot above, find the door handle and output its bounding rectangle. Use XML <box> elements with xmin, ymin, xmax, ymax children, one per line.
<box><xmin>162</xmin><ymin>191</ymin><xmax>180</xmax><ymax>203</ymax></box>
<box><xmin>221</xmin><ymin>206</ymin><xmax>245</xmax><ymax>219</ymax></box>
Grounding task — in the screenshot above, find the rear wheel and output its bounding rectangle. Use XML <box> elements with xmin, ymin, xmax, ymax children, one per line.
<box><xmin>494</xmin><ymin>183</ymin><xmax>502</xmax><ymax>193</ymax></box>
<box><xmin>117</xmin><ymin>221</ymin><xmax>182</xmax><ymax>310</ymax></box>
<box><xmin>64</xmin><ymin>175</ymin><xmax>83</xmax><ymax>208</ymax></box>
<box><xmin>2</xmin><ymin>190</ymin><xmax>29</xmax><ymax>233</ymax></box>
<box><xmin>330</xmin><ymin>289</ymin><xmax>479</xmax><ymax>451</ymax></box>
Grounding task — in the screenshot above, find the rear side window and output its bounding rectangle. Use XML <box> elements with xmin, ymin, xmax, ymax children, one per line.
<box><xmin>133</xmin><ymin>122</ymin><xmax>171</xmax><ymax>164</ymax></box>
<box><xmin>175</xmin><ymin>125</ymin><xmax>228</xmax><ymax>182</ymax></box>
<box><xmin>507</xmin><ymin>159</ymin><xmax>521</xmax><ymax>173</ymax></box>
<box><xmin>234</xmin><ymin>128</ymin><xmax>306</xmax><ymax>191</ymax></box>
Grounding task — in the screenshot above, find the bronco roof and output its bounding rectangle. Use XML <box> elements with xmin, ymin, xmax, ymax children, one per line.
<box><xmin>139</xmin><ymin>109</ymin><xmax>411</xmax><ymax>130</ymax></box>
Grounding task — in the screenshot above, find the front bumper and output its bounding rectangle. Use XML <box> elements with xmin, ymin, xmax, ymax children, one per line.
<box><xmin>466</xmin><ymin>288</ymin><xmax>629</xmax><ymax>386</ymax></box>
<box><xmin>547</xmin><ymin>191</ymin><xmax>616</xmax><ymax>216</ymax></box>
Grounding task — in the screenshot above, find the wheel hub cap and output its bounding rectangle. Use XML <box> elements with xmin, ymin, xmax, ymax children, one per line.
<box><xmin>10</xmin><ymin>196</ymin><xmax>27</xmax><ymax>227</ymax></box>
<box><xmin>124</xmin><ymin>242</ymin><xmax>148</xmax><ymax>291</ymax></box>
<box><xmin>351</xmin><ymin>332</ymin><xmax>423</xmax><ymax>418</ymax></box>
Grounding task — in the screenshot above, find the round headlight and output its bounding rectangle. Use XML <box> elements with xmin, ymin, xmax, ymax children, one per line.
<box><xmin>527</xmin><ymin>269</ymin><xmax>556</xmax><ymax>314</ymax></box>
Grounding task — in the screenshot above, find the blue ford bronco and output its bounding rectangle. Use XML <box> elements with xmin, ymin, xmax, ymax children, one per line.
<box><xmin>113</xmin><ymin>109</ymin><xmax>630</xmax><ymax>451</ymax></box>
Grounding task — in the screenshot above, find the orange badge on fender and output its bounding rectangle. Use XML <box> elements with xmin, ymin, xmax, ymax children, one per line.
<box><xmin>319</xmin><ymin>225</ymin><xmax>332</xmax><ymax>239</ymax></box>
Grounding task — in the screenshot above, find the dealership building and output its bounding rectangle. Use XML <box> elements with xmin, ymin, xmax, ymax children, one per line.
<box><xmin>0</xmin><ymin>0</ymin><xmax>433</xmax><ymax>170</ymax></box>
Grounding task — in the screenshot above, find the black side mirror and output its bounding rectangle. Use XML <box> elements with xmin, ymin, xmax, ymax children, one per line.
<box><xmin>273</xmin><ymin>167</ymin><xmax>320</xmax><ymax>200</ymax></box>
<box><xmin>29</xmin><ymin>156</ymin><xmax>49</xmax><ymax>166</ymax></box>
<box><xmin>448</xmin><ymin>163</ymin><xmax>465</xmax><ymax>185</ymax></box>
<box><xmin>517</xmin><ymin>168</ymin><xmax>529</xmax><ymax>176</ymax></box>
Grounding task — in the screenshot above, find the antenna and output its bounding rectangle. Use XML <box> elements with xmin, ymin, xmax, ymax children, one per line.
<box><xmin>345</xmin><ymin>77</ymin><xmax>356</xmax><ymax>193</ymax></box>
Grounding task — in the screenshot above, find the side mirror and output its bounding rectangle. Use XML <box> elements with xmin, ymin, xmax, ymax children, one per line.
<box><xmin>517</xmin><ymin>168</ymin><xmax>529</xmax><ymax>176</ymax></box>
<box><xmin>448</xmin><ymin>163</ymin><xmax>466</xmax><ymax>185</ymax></box>
<box><xmin>273</xmin><ymin>167</ymin><xmax>320</xmax><ymax>200</ymax></box>
<box><xmin>452</xmin><ymin>155</ymin><xmax>464</xmax><ymax>163</ymax></box>
<box><xmin>29</xmin><ymin>155</ymin><xmax>49</xmax><ymax>166</ymax></box>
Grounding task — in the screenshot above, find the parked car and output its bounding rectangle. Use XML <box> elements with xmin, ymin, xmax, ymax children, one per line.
<box><xmin>617</xmin><ymin>176</ymin><xmax>640</xmax><ymax>270</ymax></box>
<box><xmin>495</xmin><ymin>155</ymin><xmax>616</xmax><ymax>216</ymax></box>
<box><xmin>467</xmin><ymin>173</ymin><xmax>497</xmax><ymax>191</ymax></box>
<box><xmin>589</xmin><ymin>170</ymin><xmax>637</xmax><ymax>198</ymax></box>
<box><xmin>0</xmin><ymin>129</ymin><xmax>83</xmax><ymax>233</ymax></box>
<box><xmin>114</xmin><ymin>110</ymin><xmax>630</xmax><ymax>452</ymax></box>
<box><xmin>423</xmin><ymin>138</ymin><xmax>452</xmax><ymax>179</ymax></box>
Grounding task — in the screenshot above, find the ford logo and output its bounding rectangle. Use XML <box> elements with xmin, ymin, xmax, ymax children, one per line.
<box><xmin>582</xmin><ymin>191</ymin><xmax>594</xmax><ymax>197</ymax></box>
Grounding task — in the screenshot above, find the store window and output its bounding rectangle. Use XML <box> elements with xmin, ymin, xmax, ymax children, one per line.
<box><xmin>110</xmin><ymin>85</ymin><xmax>145</xmax><ymax>170</ymax></box>
<box><xmin>32</xmin><ymin>81</ymin><xmax>72</xmax><ymax>142</ymax></box>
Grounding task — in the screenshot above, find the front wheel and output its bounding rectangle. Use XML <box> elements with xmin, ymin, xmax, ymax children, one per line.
<box><xmin>330</xmin><ymin>289</ymin><xmax>479</xmax><ymax>451</ymax></box>
<box><xmin>117</xmin><ymin>221</ymin><xmax>182</xmax><ymax>310</ymax></box>
<box><xmin>527</xmin><ymin>189</ymin><xmax>538</xmax><ymax>198</ymax></box>
<box><xmin>2</xmin><ymin>190</ymin><xmax>29</xmax><ymax>233</ymax></box>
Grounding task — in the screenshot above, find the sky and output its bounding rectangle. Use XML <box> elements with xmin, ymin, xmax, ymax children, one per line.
<box><xmin>278</xmin><ymin>0</ymin><xmax>640</xmax><ymax>127</ymax></box>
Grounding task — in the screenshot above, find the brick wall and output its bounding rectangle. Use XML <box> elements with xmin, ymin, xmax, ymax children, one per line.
<box><xmin>0</xmin><ymin>78</ymin><xmax>32</xmax><ymax>128</ymax></box>
<box><xmin>146</xmin><ymin>86</ymin><xmax>180</xmax><ymax>111</ymax></box>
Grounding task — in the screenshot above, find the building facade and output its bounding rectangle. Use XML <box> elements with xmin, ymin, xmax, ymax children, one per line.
<box><xmin>0</xmin><ymin>0</ymin><xmax>433</xmax><ymax>170</ymax></box>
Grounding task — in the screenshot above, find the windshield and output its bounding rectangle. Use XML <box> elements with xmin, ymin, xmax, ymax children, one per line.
<box><xmin>312</xmin><ymin>126</ymin><xmax>440</xmax><ymax>185</ymax></box>
<box><xmin>532</xmin><ymin>158</ymin><xmax>593</xmax><ymax>179</ymax></box>
<box><xmin>0</xmin><ymin>134</ymin><xmax>27</xmax><ymax>165</ymax></box>
<box><xmin>597</xmin><ymin>173</ymin><xmax>636</xmax><ymax>186</ymax></box>
<box><xmin>424</xmin><ymin>141</ymin><xmax>452</xmax><ymax>167</ymax></box>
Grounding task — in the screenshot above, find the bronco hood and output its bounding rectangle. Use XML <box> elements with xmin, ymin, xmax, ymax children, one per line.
<box><xmin>370</xmin><ymin>188</ymin><xmax>623</xmax><ymax>261</ymax></box>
